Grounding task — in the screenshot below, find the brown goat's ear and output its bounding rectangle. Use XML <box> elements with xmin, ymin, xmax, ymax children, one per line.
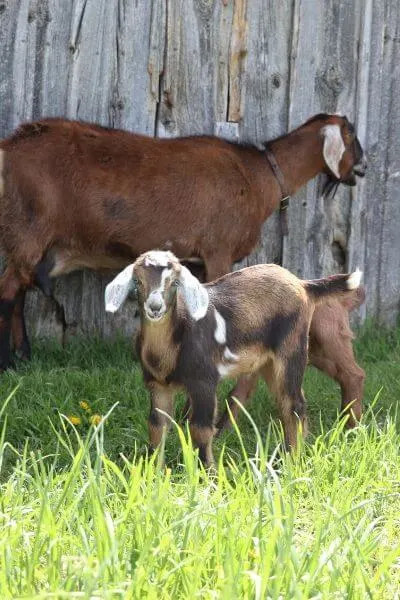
<box><xmin>178</xmin><ymin>265</ymin><xmax>209</xmax><ymax>321</ymax></box>
<box><xmin>321</xmin><ymin>124</ymin><xmax>345</xmax><ymax>179</ymax></box>
<box><xmin>105</xmin><ymin>264</ymin><xmax>136</xmax><ymax>313</ymax></box>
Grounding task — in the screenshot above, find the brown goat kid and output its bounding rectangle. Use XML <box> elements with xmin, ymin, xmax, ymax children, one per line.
<box><xmin>0</xmin><ymin>114</ymin><xmax>366</xmax><ymax>425</ymax></box>
<box><xmin>106</xmin><ymin>250</ymin><xmax>363</xmax><ymax>466</ymax></box>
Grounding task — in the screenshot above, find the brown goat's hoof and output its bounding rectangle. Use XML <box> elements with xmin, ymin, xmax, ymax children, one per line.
<box><xmin>0</xmin><ymin>357</ymin><xmax>16</xmax><ymax>373</ymax></box>
<box><xmin>14</xmin><ymin>344</ymin><xmax>32</xmax><ymax>362</ymax></box>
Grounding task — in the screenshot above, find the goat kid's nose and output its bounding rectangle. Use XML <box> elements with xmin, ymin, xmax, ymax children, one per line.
<box><xmin>147</xmin><ymin>296</ymin><xmax>163</xmax><ymax>312</ymax></box>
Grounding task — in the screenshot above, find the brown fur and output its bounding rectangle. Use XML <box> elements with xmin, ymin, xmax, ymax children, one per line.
<box><xmin>0</xmin><ymin>114</ymin><xmax>361</xmax><ymax>279</ymax></box>
<box><xmin>122</xmin><ymin>252</ymin><xmax>361</xmax><ymax>465</ymax></box>
<box><xmin>140</xmin><ymin>319</ymin><xmax>178</xmax><ymax>383</ymax></box>
<box><xmin>0</xmin><ymin>113</ymin><xmax>365</xmax><ymax>412</ymax></box>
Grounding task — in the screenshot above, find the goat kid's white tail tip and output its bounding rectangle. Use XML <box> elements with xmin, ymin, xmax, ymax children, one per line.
<box><xmin>347</xmin><ymin>268</ymin><xmax>363</xmax><ymax>290</ymax></box>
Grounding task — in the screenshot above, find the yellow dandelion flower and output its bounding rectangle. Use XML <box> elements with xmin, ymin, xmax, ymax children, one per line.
<box><xmin>79</xmin><ymin>401</ymin><xmax>91</xmax><ymax>412</ymax></box>
<box><xmin>67</xmin><ymin>415</ymin><xmax>81</xmax><ymax>425</ymax></box>
<box><xmin>90</xmin><ymin>414</ymin><xmax>102</xmax><ymax>426</ymax></box>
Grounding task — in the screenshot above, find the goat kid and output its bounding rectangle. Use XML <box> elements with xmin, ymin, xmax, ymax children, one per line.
<box><xmin>105</xmin><ymin>250</ymin><xmax>363</xmax><ymax>467</ymax></box>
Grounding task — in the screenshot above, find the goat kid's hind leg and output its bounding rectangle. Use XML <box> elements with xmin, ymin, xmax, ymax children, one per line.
<box><xmin>148</xmin><ymin>382</ymin><xmax>175</xmax><ymax>454</ymax></box>
<box><xmin>11</xmin><ymin>290</ymin><xmax>31</xmax><ymax>361</ymax></box>
<box><xmin>187</xmin><ymin>383</ymin><xmax>218</xmax><ymax>467</ymax></box>
<box><xmin>264</xmin><ymin>352</ymin><xmax>308</xmax><ymax>451</ymax></box>
<box><xmin>0</xmin><ymin>266</ymin><xmax>23</xmax><ymax>371</ymax></box>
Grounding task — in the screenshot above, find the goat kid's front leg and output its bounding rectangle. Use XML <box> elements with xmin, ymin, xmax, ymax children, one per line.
<box><xmin>187</xmin><ymin>382</ymin><xmax>218</xmax><ymax>468</ymax></box>
<box><xmin>147</xmin><ymin>382</ymin><xmax>175</xmax><ymax>454</ymax></box>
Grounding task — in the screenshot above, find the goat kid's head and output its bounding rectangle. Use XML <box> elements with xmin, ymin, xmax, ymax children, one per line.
<box><xmin>105</xmin><ymin>250</ymin><xmax>209</xmax><ymax>322</ymax></box>
<box><xmin>309</xmin><ymin>114</ymin><xmax>367</xmax><ymax>187</ymax></box>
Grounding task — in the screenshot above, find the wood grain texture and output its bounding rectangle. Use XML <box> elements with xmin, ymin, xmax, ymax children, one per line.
<box><xmin>0</xmin><ymin>0</ymin><xmax>398</xmax><ymax>338</ymax></box>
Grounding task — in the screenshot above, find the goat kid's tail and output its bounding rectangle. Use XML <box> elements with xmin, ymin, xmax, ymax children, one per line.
<box><xmin>304</xmin><ymin>269</ymin><xmax>362</xmax><ymax>302</ymax></box>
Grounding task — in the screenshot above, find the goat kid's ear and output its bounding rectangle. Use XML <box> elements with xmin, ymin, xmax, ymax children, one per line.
<box><xmin>321</xmin><ymin>124</ymin><xmax>345</xmax><ymax>179</ymax></box>
<box><xmin>105</xmin><ymin>264</ymin><xmax>137</xmax><ymax>313</ymax></box>
<box><xmin>178</xmin><ymin>265</ymin><xmax>209</xmax><ymax>321</ymax></box>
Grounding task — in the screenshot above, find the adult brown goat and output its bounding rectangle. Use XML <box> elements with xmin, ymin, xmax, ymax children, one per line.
<box><xmin>0</xmin><ymin>113</ymin><xmax>366</xmax><ymax>425</ymax></box>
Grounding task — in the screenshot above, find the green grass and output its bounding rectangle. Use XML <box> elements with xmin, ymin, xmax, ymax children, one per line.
<box><xmin>0</xmin><ymin>325</ymin><xmax>399</xmax><ymax>598</ymax></box>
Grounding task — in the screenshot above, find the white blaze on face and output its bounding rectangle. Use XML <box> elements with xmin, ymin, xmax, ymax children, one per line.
<box><xmin>143</xmin><ymin>266</ymin><xmax>173</xmax><ymax>320</ymax></box>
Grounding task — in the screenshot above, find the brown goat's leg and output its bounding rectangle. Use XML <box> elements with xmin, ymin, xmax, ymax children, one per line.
<box><xmin>309</xmin><ymin>302</ymin><xmax>364</xmax><ymax>428</ymax></box>
<box><xmin>0</xmin><ymin>266</ymin><xmax>22</xmax><ymax>371</ymax></box>
<box><xmin>188</xmin><ymin>385</ymin><xmax>218</xmax><ymax>467</ymax></box>
<box><xmin>216</xmin><ymin>373</ymin><xmax>258</xmax><ymax>435</ymax></box>
<box><xmin>11</xmin><ymin>290</ymin><xmax>31</xmax><ymax>361</ymax></box>
<box><xmin>148</xmin><ymin>382</ymin><xmax>175</xmax><ymax>453</ymax></box>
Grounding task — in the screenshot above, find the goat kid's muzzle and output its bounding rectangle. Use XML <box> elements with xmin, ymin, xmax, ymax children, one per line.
<box><xmin>144</xmin><ymin>292</ymin><xmax>167</xmax><ymax>321</ymax></box>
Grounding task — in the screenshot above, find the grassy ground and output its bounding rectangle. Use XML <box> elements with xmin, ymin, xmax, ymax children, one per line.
<box><xmin>0</xmin><ymin>325</ymin><xmax>399</xmax><ymax>598</ymax></box>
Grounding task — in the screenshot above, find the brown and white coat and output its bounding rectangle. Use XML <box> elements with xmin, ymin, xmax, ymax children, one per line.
<box><xmin>106</xmin><ymin>250</ymin><xmax>362</xmax><ymax>466</ymax></box>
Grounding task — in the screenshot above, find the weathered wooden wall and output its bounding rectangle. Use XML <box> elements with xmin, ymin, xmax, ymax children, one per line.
<box><xmin>0</xmin><ymin>0</ymin><xmax>399</xmax><ymax>340</ymax></box>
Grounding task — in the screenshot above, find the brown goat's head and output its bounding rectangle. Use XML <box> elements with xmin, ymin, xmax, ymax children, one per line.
<box><xmin>308</xmin><ymin>114</ymin><xmax>367</xmax><ymax>187</ymax></box>
<box><xmin>105</xmin><ymin>250</ymin><xmax>209</xmax><ymax>321</ymax></box>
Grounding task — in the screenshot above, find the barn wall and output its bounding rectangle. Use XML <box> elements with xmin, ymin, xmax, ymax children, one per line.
<box><xmin>0</xmin><ymin>0</ymin><xmax>399</xmax><ymax>340</ymax></box>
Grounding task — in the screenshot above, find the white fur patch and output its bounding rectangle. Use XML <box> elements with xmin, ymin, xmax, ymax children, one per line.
<box><xmin>321</xmin><ymin>124</ymin><xmax>345</xmax><ymax>179</ymax></box>
<box><xmin>178</xmin><ymin>265</ymin><xmax>209</xmax><ymax>321</ymax></box>
<box><xmin>160</xmin><ymin>268</ymin><xmax>172</xmax><ymax>291</ymax></box>
<box><xmin>223</xmin><ymin>347</ymin><xmax>238</xmax><ymax>362</ymax></box>
<box><xmin>0</xmin><ymin>149</ymin><xmax>4</xmax><ymax>197</ymax></box>
<box><xmin>214</xmin><ymin>309</ymin><xmax>226</xmax><ymax>344</ymax></box>
<box><xmin>217</xmin><ymin>363</ymin><xmax>234</xmax><ymax>377</ymax></box>
<box><xmin>347</xmin><ymin>269</ymin><xmax>362</xmax><ymax>290</ymax></box>
<box><xmin>144</xmin><ymin>250</ymin><xmax>174</xmax><ymax>268</ymax></box>
<box><xmin>105</xmin><ymin>264</ymin><xmax>135</xmax><ymax>312</ymax></box>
